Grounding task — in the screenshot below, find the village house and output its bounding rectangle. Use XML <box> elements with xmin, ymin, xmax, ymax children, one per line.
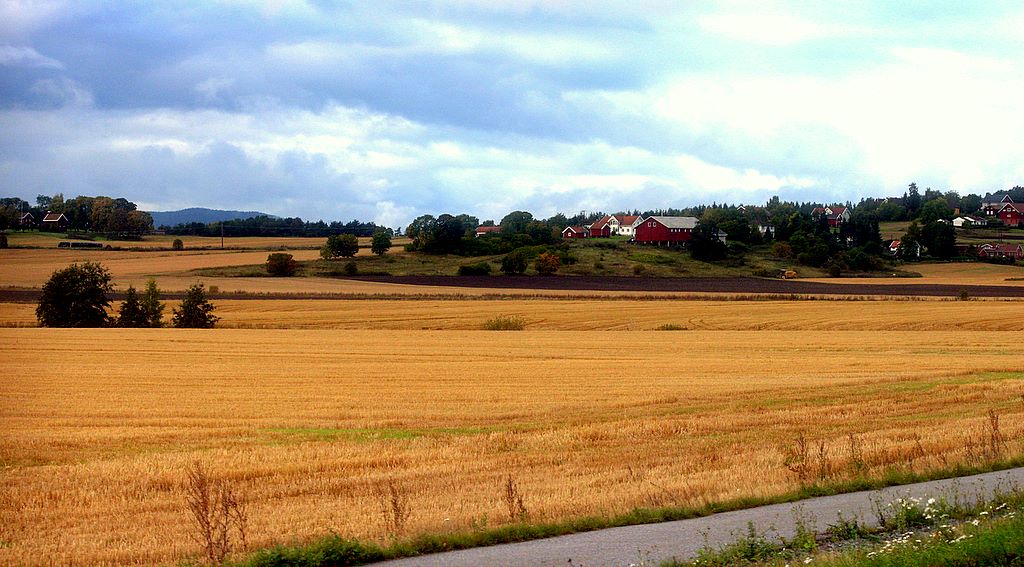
<box><xmin>952</xmin><ymin>215</ymin><xmax>988</xmax><ymax>228</ymax></box>
<box><xmin>981</xmin><ymin>195</ymin><xmax>1014</xmax><ymax>217</ymax></box>
<box><xmin>633</xmin><ymin>216</ymin><xmax>699</xmax><ymax>246</ymax></box>
<box><xmin>811</xmin><ymin>206</ymin><xmax>851</xmax><ymax>228</ymax></box>
<box><xmin>995</xmin><ymin>202</ymin><xmax>1024</xmax><ymax>227</ymax></box>
<box><xmin>561</xmin><ymin>225</ymin><xmax>589</xmax><ymax>239</ymax></box>
<box><xmin>19</xmin><ymin>212</ymin><xmax>35</xmax><ymax>228</ymax></box>
<box><xmin>474</xmin><ymin>225</ymin><xmax>502</xmax><ymax>238</ymax></box>
<box><xmin>888</xmin><ymin>239</ymin><xmax>921</xmax><ymax>258</ymax></box>
<box><xmin>587</xmin><ymin>214</ymin><xmax>643</xmax><ymax>238</ymax></box>
<box><xmin>40</xmin><ymin>212</ymin><xmax>68</xmax><ymax>232</ymax></box>
<box><xmin>977</xmin><ymin>243</ymin><xmax>1024</xmax><ymax>260</ymax></box>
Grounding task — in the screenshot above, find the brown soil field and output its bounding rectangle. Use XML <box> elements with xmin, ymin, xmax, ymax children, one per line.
<box><xmin>802</xmin><ymin>262</ymin><xmax>1024</xmax><ymax>287</ymax></box>
<box><xmin>1</xmin><ymin>328</ymin><xmax>1023</xmax><ymax>566</ymax></box>
<box><xmin>3</xmin><ymin>298</ymin><xmax>1024</xmax><ymax>331</ymax></box>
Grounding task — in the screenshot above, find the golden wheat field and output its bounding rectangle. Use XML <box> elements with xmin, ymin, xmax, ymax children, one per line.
<box><xmin>4</xmin><ymin>298</ymin><xmax>1024</xmax><ymax>331</ymax></box>
<box><xmin>2</xmin><ymin>326</ymin><xmax>1024</xmax><ymax>566</ymax></box>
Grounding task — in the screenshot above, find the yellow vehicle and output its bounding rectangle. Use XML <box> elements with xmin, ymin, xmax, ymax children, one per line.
<box><xmin>780</xmin><ymin>270</ymin><xmax>798</xmax><ymax>279</ymax></box>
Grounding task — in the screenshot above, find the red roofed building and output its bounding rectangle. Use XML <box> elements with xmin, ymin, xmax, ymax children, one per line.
<box><xmin>996</xmin><ymin>203</ymin><xmax>1024</xmax><ymax>227</ymax></box>
<box><xmin>588</xmin><ymin>215</ymin><xmax>614</xmax><ymax>238</ymax></box>
<box><xmin>634</xmin><ymin>216</ymin><xmax>699</xmax><ymax>246</ymax></box>
<box><xmin>812</xmin><ymin>206</ymin><xmax>851</xmax><ymax>227</ymax></box>
<box><xmin>41</xmin><ymin>212</ymin><xmax>68</xmax><ymax>232</ymax></box>
<box><xmin>978</xmin><ymin>243</ymin><xmax>1024</xmax><ymax>260</ymax></box>
<box><xmin>561</xmin><ymin>225</ymin><xmax>589</xmax><ymax>239</ymax></box>
<box><xmin>474</xmin><ymin>225</ymin><xmax>502</xmax><ymax>238</ymax></box>
<box><xmin>19</xmin><ymin>212</ymin><xmax>35</xmax><ymax>228</ymax></box>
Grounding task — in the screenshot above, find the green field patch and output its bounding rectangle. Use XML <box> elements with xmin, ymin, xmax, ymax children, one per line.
<box><xmin>627</xmin><ymin>252</ymin><xmax>677</xmax><ymax>265</ymax></box>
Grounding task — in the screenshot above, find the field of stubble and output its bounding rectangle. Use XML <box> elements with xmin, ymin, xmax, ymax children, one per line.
<box><xmin>2</xmin><ymin>325</ymin><xmax>1024</xmax><ymax>566</ymax></box>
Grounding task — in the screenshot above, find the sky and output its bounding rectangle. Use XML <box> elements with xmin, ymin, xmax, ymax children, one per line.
<box><xmin>2</xmin><ymin>1</ymin><xmax>1024</xmax><ymax>229</ymax></box>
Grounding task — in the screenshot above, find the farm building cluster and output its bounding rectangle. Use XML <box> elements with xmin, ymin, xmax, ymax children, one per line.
<box><xmin>559</xmin><ymin>214</ymin><xmax>724</xmax><ymax>246</ymax></box>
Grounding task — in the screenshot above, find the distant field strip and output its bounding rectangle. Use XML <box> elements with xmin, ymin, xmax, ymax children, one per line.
<box><xmin>2</xmin><ymin>299</ymin><xmax>1024</xmax><ymax>330</ymax></box>
<box><xmin>2</xmin><ymin>328</ymin><xmax>1023</xmax><ymax>565</ymax></box>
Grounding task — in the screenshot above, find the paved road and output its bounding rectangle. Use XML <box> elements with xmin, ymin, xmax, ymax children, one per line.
<box><xmin>375</xmin><ymin>468</ymin><xmax>1024</xmax><ymax>567</ymax></box>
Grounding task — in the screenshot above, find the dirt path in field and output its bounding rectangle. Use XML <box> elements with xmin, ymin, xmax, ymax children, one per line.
<box><xmin>376</xmin><ymin>467</ymin><xmax>1024</xmax><ymax>567</ymax></box>
<box><xmin>347</xmin><ymin>275</ymin><xmax>1024</xmax><ymax>297</ymax></box>
<box><xmin>4</xmin><ymin>275</ymin><xmax>1024</xmax><ymax>301</ymax></box>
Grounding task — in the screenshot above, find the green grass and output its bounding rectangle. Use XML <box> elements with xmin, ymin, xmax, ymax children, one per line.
<box><xmin>229</xmin><ymin>457</ymin><xmax>1024</xmax><ymax>567</ymax></box>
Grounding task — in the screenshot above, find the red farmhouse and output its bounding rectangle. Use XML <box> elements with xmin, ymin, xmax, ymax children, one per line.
<box><xmin>561</xmin><ymin>225</ymin><xmax>589</xmax><ymax>239</ymax></box>
<box><xmin>588</xmin><ymin>215</ymin><xmax>614</xmax><ymax>238</ymax></box>
<box><xmin>633</xmin><ymin>216</ymin><xmax>699</xmax><ymax>246</ymax></box>
<box><xmin>996</xmin><ymin>203</ymin><xmax>1024</xmax><ymax>227</ymax></box>
<box><xmin>978</xmin><ymin>243</ymin><xmax>1024</xmax><ymax>260</ymax></box>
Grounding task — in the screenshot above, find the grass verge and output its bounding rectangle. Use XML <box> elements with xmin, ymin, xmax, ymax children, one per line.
<box><xmin>231</xmin><ymin>457</ymin><xmax>1024</xmax><ymax>567</ymax></box>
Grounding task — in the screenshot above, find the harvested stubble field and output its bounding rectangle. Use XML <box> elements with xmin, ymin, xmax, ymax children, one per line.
<box><xmin>2</xmin><ymin>327</ymin><xmax>1024</xmax><ymax>566</ymax></box>
<box><xmin>3</xmin><ymin>298</ymin><xmax>1024</xmax><ymax>330</ymax></box>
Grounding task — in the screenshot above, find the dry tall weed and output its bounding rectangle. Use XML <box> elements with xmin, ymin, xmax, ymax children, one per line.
<box><xmin>185</xmin><ymin>462</ymin><xmax>248</xmax><ymax>566</ymax></box>
<box><xmin>374</xmin><ymin>480</ymin><xmax>411</xmax><ymax>536</ymax></box>
<box><xmin>502</xmin><ymin>476</ymin><xmax>528</xmax><ymax>522</ymax></box>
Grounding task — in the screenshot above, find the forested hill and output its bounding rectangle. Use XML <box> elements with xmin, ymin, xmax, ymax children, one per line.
<box><xmin>148</xmin><ymin>208</ymin><xmax>273</xmax><ymax>227</ymax></box>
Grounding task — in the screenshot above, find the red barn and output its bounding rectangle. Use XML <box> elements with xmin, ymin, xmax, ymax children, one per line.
<box><xmin>41</xmin><ymin>212</ymin><xmax>68</xmax><ymax>232</ymax></box>
<box><xmin>561</xmin><ymin>225</ymin><xmax>589</xmax><ymax>239</ymax></box>
<box><xmin>588</xmin><ymin>215</ymin><xmax>613</xmax><ymax>238</ymax></box>
<box><xmin>633</xmin><ymin>216</ymin><xmax>699</xmax><ymax>246</ymax></box>
<box><xmin>996</xmin><ymin>203</ymin><xmax>1024</xmax><ymax>227</ymax></box>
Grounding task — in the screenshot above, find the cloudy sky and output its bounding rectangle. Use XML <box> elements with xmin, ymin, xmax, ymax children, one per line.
<box><xmin>2</xmin><ymin>1</ymin><xmax>1023</xmax><ymax>228</ymax></box>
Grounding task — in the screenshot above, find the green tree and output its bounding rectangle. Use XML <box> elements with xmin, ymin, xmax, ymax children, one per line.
<box><xmin>500</xmin><ymin>250</ymin><xmax>528</xmax><ymax>274</ymax></box>
<box><xmin>36</xmin><ymin>262</ymin><xmax>114</xmax><ymax>327</ymax></box>
<box><xmin>141</xmin><ymin>279</ymin><xmax>164</xmax><ymax>327</ymax></box>
<box><xmin>500</xmin><ymin>211</ymin><xmax>534</xmax><ymax>235</ymax></box>
<box><xmin>322</xmin><ymin>233</ymin><xmax>359</xmax><ymax>258</ymax></box>
<box><xmin>534</xmin><ymin>252</ymin><xmax>560</xmax><ymax>275</ymax></box>
<box><xmin>172</xmin><ymin>238</ymin><xmax>184</xmax><ymax>250</ymax></box>
<box><xmin>919</xmin><ymin>198</ymin><xmax>953</xmax><ymax>224</ymax></box>
<box><xmin>265</xmin><ymin>252</ymin><xmax>296</xmax><ymax>276</ymax></box>
<box><xmin>371</xmin><ymin>230</ymin><xmax>392</xmax><ymax>256</ymax></box>
<box><xmin>172</xmin><ymin>283</ymin><xmax>219</xmax><ymax>328</ymax></box>
<box><xmin>116</xmin><ymin>285</ymin><xmax>149</xmax><ymax>327</ymax></box>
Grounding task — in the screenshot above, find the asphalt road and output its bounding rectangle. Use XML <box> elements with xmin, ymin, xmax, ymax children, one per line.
<box><xmin>374</xmin><ymin>467</ymin><xmax>1024</xmax><ymax>567</ymax></box>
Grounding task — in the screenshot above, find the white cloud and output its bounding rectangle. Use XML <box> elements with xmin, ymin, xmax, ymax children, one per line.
<box><xmin>0</xmin><ymin>44</ymin><xmax>63</xmax><ymax>68</ymax></box>
<box><xmin>698</xmin><ymin>12</ymin><xmax>830</xmax><ymax>46</ymax></box>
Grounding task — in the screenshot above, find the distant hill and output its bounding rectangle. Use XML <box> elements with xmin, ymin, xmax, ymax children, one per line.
<box><xmin>148</xmin><ymin>208</ymin><xmax>274</xmax><ymax>227</ymax></box>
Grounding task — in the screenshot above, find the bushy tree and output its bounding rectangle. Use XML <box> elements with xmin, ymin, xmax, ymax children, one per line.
<box><xmin>36</xmin><ymin>262</ymin><xmax>113</xmax><ymax>327</ymax></box>
<box><xmin>141</xmin><ymin>279</ymin><xmax>164</xmax><ymax>327</ymax></box>
<box><xmin>500</xmin><ymin>250</ymin><xmax>528</xmax><ymax>274</ymax></box>
<box><xmin>371</xmin><ymin>230</ymin><xmax>392</xmax><ymax>256</ymax></box>
<box><xmin>534</xmin><ymin>252</ymin><xmax>560</xmax><ymax>275</ymax></box>
<box><xmin>265</xmin><ymin>252</ymin><xmax>296</xmax><ymax>276</ymax></box>
<box><xmin>322</xmin><ymin>233</ymin><xmax>359</xmax><ymax>258</ymax></box>
<box><xmin>172</xmin><ymin>283</ymin><xmax>219</xmax><ymax>328</ymax></box>
<box><xmin>116</xmin><ymin>285</ymin><xmax>149</xmax><ymax>327</ymax></box>
<box><xmin>689</xmin><ymin>224</ymin><xmax>728</xmax><ymax>262</ymax></box>
<box><xmin>172</xmin><ymin>238</ymin><xmax>184</xmax><ymax>251</ymax></box>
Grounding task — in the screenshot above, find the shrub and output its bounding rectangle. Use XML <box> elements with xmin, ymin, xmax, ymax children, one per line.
<box><xmin>36</xmin><ymin>262</ymin><xmax>113</xmax><ymax>327</ymax></box>
<box><xmin>771</xmin><ymin>241</ymin><xmax>793</xmax><ymax>258</ymax></box>
<box><xmin>344</xmin><ymin>261</ymin><xmax>358</xmax><ymax>275</ymax></box>
<box><xmin>482</xmin><ymin>315</ymin><xmax>525</xmax><ymax>330</ymax></box>
<box><xmin>265</xmin><ymin>253</ymin><xmax>296</xmax><ymax>276</ymax></box>
<box><xmin>500</xmin><ymin>250</ymin><xmax>528</xmax><ymax>274</ymax></box>
<box><xmin>322</xmin><ymin>233</ymin><xmax>360</xmax><ymax>258</ymax></box>
<box><xmin>458</xmin><ymin>262</ymin><xmax>492</xmax><ymax>276</ymax></box>
<box><xmin>534</xmin><ymin>252</ymin><xmax>560</xmax><ymax>275</ymax></box>
<box><xmin>172</xmin><ymin>283</ymin><xmax>219</xmax><ymax>328</ymax></box>
<box><xmin>0</xmin><ymin>233</ymin><xmax>7</xmax><ymax>249</ymax></box>
<box><xmin>633</xmin><ymin>264</ymin><xmax>646</xmax><ymax>275</ymax></box>
<box><xmin>172</xmin><ymin>238</ymin><xmax>184</xmax><ymax>251</ymax></box>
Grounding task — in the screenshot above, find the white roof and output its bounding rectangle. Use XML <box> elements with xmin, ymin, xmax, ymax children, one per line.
<box><xmin>646</xmin><ymin>216</ymin><xmax>699</xmax><ymax>229</ymax></box>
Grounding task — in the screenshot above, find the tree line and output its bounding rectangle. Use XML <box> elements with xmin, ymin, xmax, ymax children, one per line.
<box><xmin>1</xmin><ymin>194</ymin><xmax>154</xmax><ymax>234</ymax></box>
